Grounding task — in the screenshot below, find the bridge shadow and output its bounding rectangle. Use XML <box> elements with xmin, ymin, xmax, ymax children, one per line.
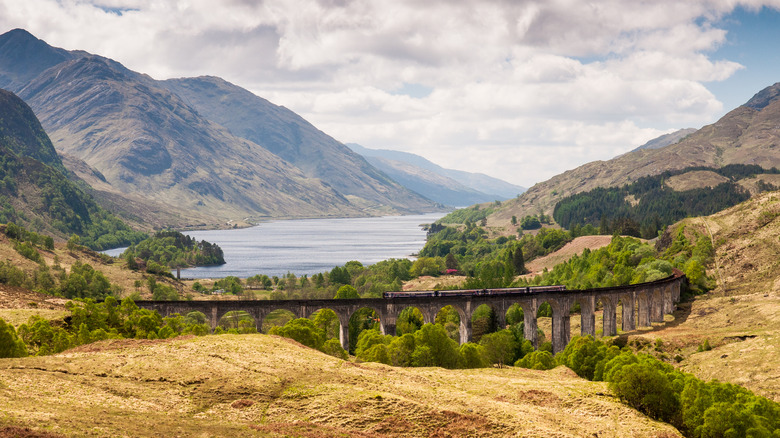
<box><xmin>614</xmin><ymin>299</ymin><xmax>693</xmax><ymax>343</ymax></box>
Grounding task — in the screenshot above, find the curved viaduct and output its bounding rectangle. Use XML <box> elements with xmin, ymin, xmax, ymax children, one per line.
<box><xmin>136</xmin><ymin>272</ymin><xmax>685</xmax><ymax>354</ymax></box>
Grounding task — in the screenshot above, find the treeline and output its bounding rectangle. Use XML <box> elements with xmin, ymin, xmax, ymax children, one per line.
<box><xmin>0</xmin><ymin>298</ymin><xmax>209</xmax><ymax>357</ymax></box>
<box><xmin>270</xmin><ymin>312</ymin><xmax>541</xmax><ymax>368</ymax></box>
<box><xmin>265</xmin><ymin>311</ymin><xmax>780</xmax><ymax>437</ymax></box>
<box><xmin>0</xmin><ymin>146</ymin><xmax>147</xmax><ymax>250</ymax></box>
<box><xmin>122</xmin><ymin>230</ymin><xmax>225</xmax><ymax>269</ymax></box>
<box><xmin>433</xmin><ymin>203</ymin><xmax>497</xmax><ymax>225</ymax></box>
<box><xmin>196</xmin><ymin>259</ymin><xmax>413</xmax><ymax>300</ymax></box>
<box><xmin>0</xmin><ymin>222</ymin><xmax>124</xmax><ymax>300</ymax></box>
<box><xmin>522</xmin><ymin>230</ymin><xmax>713</xmax><ymax>294</ymax></box>
<box><xmin>552</xmin><ymin>164</ymin><xmax>778</xmax><ymax>239</ymax></box>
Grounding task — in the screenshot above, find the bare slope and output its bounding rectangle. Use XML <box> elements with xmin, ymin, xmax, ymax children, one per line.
<box><xmin>487</xmin><ymin>83</ymin><xmax>780</xmax><ymax>232</ymax></box>
<box><xmin>524</xmin><ymin>235</ymin><xmax>614</xmax><ymax>275</ymax></box>
<box><xmin>0</xmin><ymin>334</ymin><xmax>681</xmax><ymax>437</ymax></box>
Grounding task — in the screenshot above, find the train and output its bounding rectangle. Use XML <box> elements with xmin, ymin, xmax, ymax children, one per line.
<box><xmin>383</xmin><ymin>285</ymin><xmax>566</xmax><ymax>299</ymax></box>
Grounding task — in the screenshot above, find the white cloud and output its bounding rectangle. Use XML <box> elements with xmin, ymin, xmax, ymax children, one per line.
<box><xmin>0</xmin><ymin>0</ymin><xmax>776</xmax><ymax>186</ymax></box>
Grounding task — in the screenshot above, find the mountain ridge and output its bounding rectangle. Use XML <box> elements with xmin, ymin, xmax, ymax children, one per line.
<box><xmin>484</xmin><ymin>83</ymin><xmax>780</xmax><ymax>232</ymax></box>
<box><xmin>159</xmin><ymin>76</ymin><xmax>435</xmax><ymax>214</ymax></box>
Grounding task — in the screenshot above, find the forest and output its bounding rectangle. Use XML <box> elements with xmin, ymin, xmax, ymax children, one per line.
<box><xmin>552</xmin><ymin>164</ymin><xmax>778</xmax><ymax>238</ymax></box>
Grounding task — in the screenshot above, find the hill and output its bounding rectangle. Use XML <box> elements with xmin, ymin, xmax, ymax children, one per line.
<box><xmin>484</xmin><ymin>82</ymin><xmax>780</xmax><ymax>232</ymax></box>
<box><xmin>348</xmin><ymin>143</ymin><xmax>526</xmax><ymax>204</ymax></box>
<box><xmin>0</xmin><ymin>333</ymin><xmax>681</xmax><ymax>437</ymax></box>
<box><xmin>0</xmin><ymin>29</ymin><xmax>439</xmax><ymax>227</ymax></box>
<box><xmin>638</xmin><ymin>190</ymin><xmax>780</xmax><ymax>401</ymax></box>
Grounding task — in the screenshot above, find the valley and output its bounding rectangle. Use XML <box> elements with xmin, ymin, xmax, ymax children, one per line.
<box><xmin>0</xmin><ymin>18</ymin><xmax>780</xmax><ymax>438</ymax></box>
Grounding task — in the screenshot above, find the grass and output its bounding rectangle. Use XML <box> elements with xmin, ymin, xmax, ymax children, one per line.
<box><xmin>0</xmin><ymin>334</ymin><xmax>682</xmax><ymax>437</ymax></box>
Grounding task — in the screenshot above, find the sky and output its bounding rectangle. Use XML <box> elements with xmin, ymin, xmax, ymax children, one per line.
<box><xmin>1</xmin><ymin>0</ymin><xmax>780</xmax><ymax>188</ymax></box>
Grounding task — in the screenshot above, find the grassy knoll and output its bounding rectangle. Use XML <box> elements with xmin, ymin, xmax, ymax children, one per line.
<box><xmin>0</xmin><ymin>334</ymin><xmax>681</xmax><ymax>437</ymax></box>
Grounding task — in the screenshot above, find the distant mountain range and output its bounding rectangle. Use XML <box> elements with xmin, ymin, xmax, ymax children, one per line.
<box><xmin>485</xmin><ymin>83</ymin><xmax>780</xmax><ymax>230</ymax></box>
<box><xmin>0</xmin><ymin>29</ymin><xmax>441</xmax><ymax>228</ymax></box>
<box><xmin>346</xmin><ymin>143</ymin><xmax>525</xmax><ymax>206</ymax></box>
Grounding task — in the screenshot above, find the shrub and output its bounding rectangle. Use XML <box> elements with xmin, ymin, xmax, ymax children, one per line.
<box><xmin>515</xmin><ymin>350</ymin><xmax>556</xmax><ymax>370</ymax></box>
<box><xmin>0</xmin><ymin>318</ymin><xmax>28</xmax><ymax>358</ymax></box>
<box><xmin>609</xmin><ymin>362</ymin><xmax>680</xmax><ymax>424</ymax></box>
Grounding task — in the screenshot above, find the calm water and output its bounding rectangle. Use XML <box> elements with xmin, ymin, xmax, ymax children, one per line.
<box><xmin>112</xmin><ymin>213</ymin><xmax>445</xmax><ymax>279</ymax></box>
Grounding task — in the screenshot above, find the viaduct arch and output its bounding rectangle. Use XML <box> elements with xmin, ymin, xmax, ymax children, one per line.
<box><xmin>136</xmin><ymin>271</ymin><xmax>685</xmax><ymax>354</ymax></box>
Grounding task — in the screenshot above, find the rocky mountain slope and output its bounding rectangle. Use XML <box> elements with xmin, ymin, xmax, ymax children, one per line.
<box><xmin>486</xmin><ymin>83</ymin><xmax>780</xmax><ymax>232</ymax></box>
<box><xmin>160</xmin><ymin>76</ymin><xmax>434</xmax><ymax>214</ymax></box>
<box><xmin>0</xmin><ymin>89</ymin><xmax>144</xmax><ymax>248</ymax></box>
<box><xmin>348</xmin><ymin>142</ymin><xmax>525</xmax><ymax>204</ymax></box>
<box><xmin>631</xmin><ymin>128</ymin><xmax>696</xmax><ymax>152</ymax></box>
<box><xmin>0</xmin><ymin>29</ymin><xmax>438</xmax><ymax>227</ymax></box>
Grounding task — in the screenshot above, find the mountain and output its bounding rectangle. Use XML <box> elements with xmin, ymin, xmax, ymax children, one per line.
<box><xmin>159</xmin><ymin>76</ymin><xmax>434</xmax><ymax>214</ymax></box>
<box><xmin>631</xmin><ymin>128</ymin><xmax>696</xmax><ymax>152</ymax></box>
<box><xmin>0</xmin><ymin>88</ymin><xmax>145</xmax><ymax>249</ymax></box>
<box><xmin>0</xmin><ymin>28</ymin><xmax>80</xmax><ymax>90</ymax></box>
<box><xmin>347</xmin><ymin>143</ymin><xmax>525</xmax><ymax>205</ymax></box>
<box><xmin>483</xmin><ymin>82</ymin><xmax>780</xmax><ymax>232</ymax></box>
<box><xmin>0</xmin><ymin>29</ymin><xmax>439</xmax><ymax>227</ymax></box>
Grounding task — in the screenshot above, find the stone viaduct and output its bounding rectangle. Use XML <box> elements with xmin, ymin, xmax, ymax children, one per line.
<box><xmin>136</xmin><ymin>271</ymin><xmax>685</xmax><ymax>354</ymax></box>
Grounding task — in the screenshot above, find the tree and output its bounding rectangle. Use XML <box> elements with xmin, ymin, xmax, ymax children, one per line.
<box><xmin>66</xmin><ymin>234</ymin><xmax>81</xmax><ymax>251</ymax></box>
<box><xmin>445</xmin><ymin>253</ymin><xmax>459</xmax><ymax>271</ymax></box>
<box><xmin>512</xmin><ymin>246</ymin><xmax>525</xmax><ymax>275</ymax></box>
<box><xmin>269</xmin><ymin>318</ymin><xmax>324</xmax><ymax>349</ymax></box>
<box><xmin>410</xmin><ymin>257</ymin><xmax>445</xmax><ymax>277</ymax></box>
<box><xmin>479</xmin><ymin>329</ymin><xmax>518</xmax><ymax>367</ymax></box>
<box><xmin>515</xmin><ymin>350</ymin><xmax>555</xmax><ymax>370</ymax></box>
<box><xmin>0</xmin><ymin>318</ymin><xmax>27</xmax><ymax>358</ymax></box>
<box><xmin>329</xmin><ymin>266</ymin><xmax>351</xmax><ymax>285</ymax></box>
<box><xmin>609</xmin><ymin>362</ymin><xmax>680</xmax><ymax>423</ymax></box>
<box><xmin>396</xmin><ymin>307</ymin><xmax>423</xmax><ymax>335</ymax></box>
<box><xmin>311</xmin><ymin>309</ymin><xmax>340</xmax><ymax>339</ymax></box>
<box><xmin>460</xmin><ymin>343</ymin><xmax>487</xmax><ymax>368</ymax></box>
<box><xmin>412</xmin><ymin>323</ymin><xmax>463</xmax><ymax>368</ymax></box>
<box><xmin>334</xmin><ymin>285</ymin><xmax>359</xmax><ymax>299</ymax></box>
<box><xmin>320</xmin><ymin>339</ymin><xmax>348</xmax><ymax>360</ymax></box>
<box><xmin>520</xmin><ymin>215</ymin><xmax>541</xmax><ymax>230</ymax></box>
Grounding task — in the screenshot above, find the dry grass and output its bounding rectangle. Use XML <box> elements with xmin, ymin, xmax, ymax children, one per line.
<box><xmin>524</xmin><ymin>235</ymin><xmax>614</xmax><ymax>276</ymax></box>
<box><xmin>625</xmin><ymin>191</ymin><xmax>780</xmax><ymax>401</ymax></box>
<box><xmin>0</xmin><ymin>334</ymin><xmax>681</xmax><ymax>437</ymax></box>
<box><xmin>665</xmin><ymin>170</ymin><xmax>729</xmax><ymax>192</ymax></box>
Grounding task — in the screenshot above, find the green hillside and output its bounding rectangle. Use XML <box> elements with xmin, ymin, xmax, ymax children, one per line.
<box><xmin>0</xmin><ymin>89</ymin><xmax>145</xmax><ymax>249</ymax></box>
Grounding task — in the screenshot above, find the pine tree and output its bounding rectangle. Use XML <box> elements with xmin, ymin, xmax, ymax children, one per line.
<box><xmin>512</xmin><ymin>247</ymin><xmax>525</xmax><ymax>275</ymax></box>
